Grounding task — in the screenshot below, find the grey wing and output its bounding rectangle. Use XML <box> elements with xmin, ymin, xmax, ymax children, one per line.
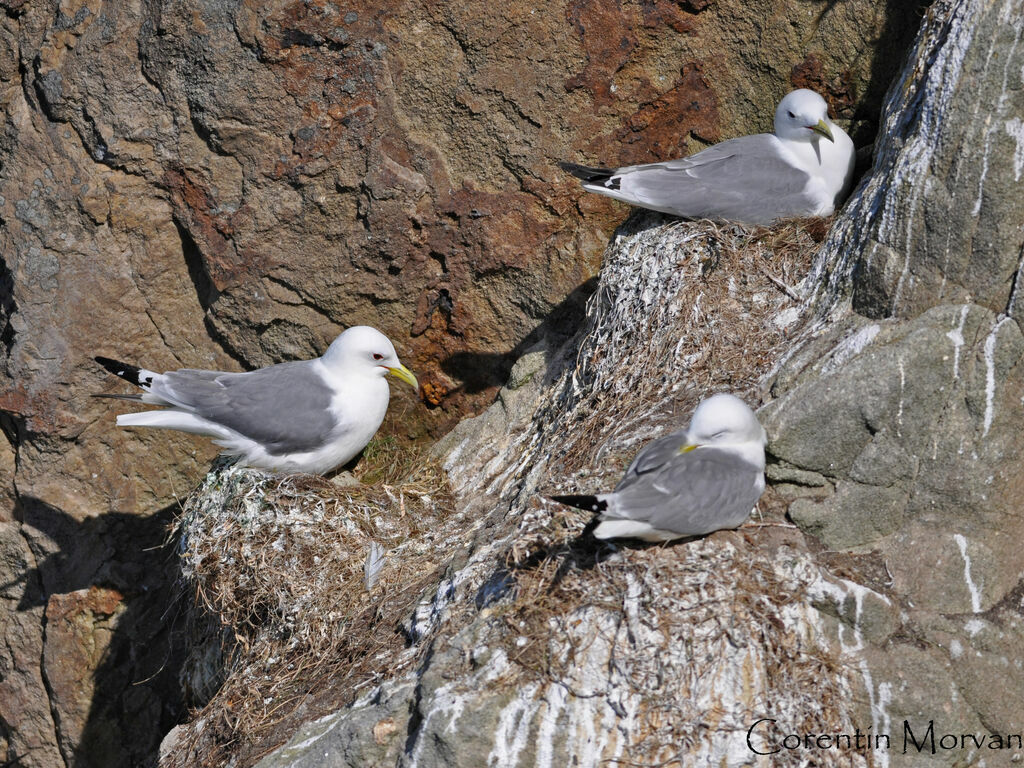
<box><xmin>615</xmin><ymin>429</ymin><xmax>691</xmax><ymax>491</ymax></box>
<box><xmin>609</xmin><ymin>447</ymin><xmax>763</xmax><ymax>537</ymax></box>
<box><xmin>155</xmin><ymin>361</ymin><xmax>337</xmax><ymax>454</ymax></box>
<box><xmin>607</xmin><ymin>135</ymin><xmax>815</xmax><ymax>224</ymax></box>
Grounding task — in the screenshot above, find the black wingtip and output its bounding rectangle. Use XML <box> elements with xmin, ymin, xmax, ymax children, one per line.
<box><xmin>549</xmin><ymin>494</ymin><xmax>607</xmax><ymax>513</ymax></box>
<box><xmin>558</xmin><ymin>161</ymin><xmax>615</xmax><ymax>184</ymax></box>
<box><xmin>94</xmin><ymin>356</ymin><xmax>147</xmax><ymax>387</ymax></box>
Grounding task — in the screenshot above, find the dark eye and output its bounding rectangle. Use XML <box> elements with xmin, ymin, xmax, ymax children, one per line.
<box><xmin>373</xmin><ymin>353</ymin><xmax>384</xmax><ymax>360</ymax></box>
<box><xmin>787</xmin><ymin>110</ymin><xmax>795</xmax><ymax>119</ymax></box>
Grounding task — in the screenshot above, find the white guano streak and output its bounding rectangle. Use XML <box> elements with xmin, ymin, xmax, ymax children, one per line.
<box><xmin>974</xmin><ymin>0</ymin><xmax>1022</xmax><ymax>212</ymax></box>
<box><xmin>982</xmin><ymin>316</ymin><xmax>1011</xmax><ymax>437</ymax></box>
<box><xmin>945</xmin><ymin>305</ymin><xmax>970</xmax><ymax>379</ymax></box>
<box><xmin>533</xmin><ymin>684</ymin><xmax>569</xmax><ymax>768</ymax></box>
<box><xmin>407</xmin><ymin>651</ymin><xmax>513</xmax><ymax>768</ymax></box>
<box><xmin>811</xmin><ymin>577</ymin><xmax>893</xmax><ymax>768</ymax></box>
<box><xmin>1006</xmin><ymin>117</ymin><xmax>1024</xmax><ymax>181</ymax></box>
<box><xmin>820</xmin><ymin>324</ymin><xmax>880</xmax><ymax>376</ymax></box>
<box><xmin>954</xmin><ymin>533</ymin><xmax>983</xmax><ymax>613</ymax></box>
<box><xmin>487</xmin><ymin>682</ymin><xmax>541</xmax><ymax>768</ymax></box>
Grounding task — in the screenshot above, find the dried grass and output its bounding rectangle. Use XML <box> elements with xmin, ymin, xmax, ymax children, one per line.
<box><xmin>496</xmin><ymin>529</ymin><xmax>853</xmax><ymax>766</ymax></box>
<box><xmin>163</xmin><ymin>441</ymin><xmax>458</xmax><ymax>767</ymax></box>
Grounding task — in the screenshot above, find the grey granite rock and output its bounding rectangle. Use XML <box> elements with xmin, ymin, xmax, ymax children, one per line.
<box><xmin>807</xmin><ymin>0</ymin><xmax>1024</xmax><ymax>324</ymax></box>
<box><xmin>255</xmin><ymin>681</ymin><xmax>416</xmax><ymax>768</ymax></box>
<box><xmin>760</xmin><ymin>0</ymin><xmax>1024</xmax><ymax>758</ymax></box>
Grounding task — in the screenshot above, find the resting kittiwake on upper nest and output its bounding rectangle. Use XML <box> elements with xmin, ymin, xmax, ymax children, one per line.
<box><xmin>94</xmin><ymin>326</ymin><xmax>419</xmax><ymax>475</ymax></box>
<box><xmin>560</xmin><ymin>89</ymin><xmax>855</xmax><ymax>226</ymax></box>
<box><xmin>551</xmin><ymin>394</ymin><xmax>767</xmax><ymax>541</ymax></box>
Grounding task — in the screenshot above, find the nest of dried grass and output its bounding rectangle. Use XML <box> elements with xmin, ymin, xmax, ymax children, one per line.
<box><xmin>163</xmin><ymin>439</ymin><xmax>458</xmax><ymax>767</ymax></box>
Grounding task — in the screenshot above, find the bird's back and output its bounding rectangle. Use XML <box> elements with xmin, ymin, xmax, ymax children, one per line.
<box><xmin>156</xmin><ymin>361</ymin><xmax>339</xmax><ymax>455</ymax></box>
<box><xmin>608</xmin><ymin>446</ymin><xmax>764</xmax><ymax>537</ymax></box>
<box><xmin>584</xmin><ymin>135</ymin><xmax>821</xmax><ymax>225</ymax></box>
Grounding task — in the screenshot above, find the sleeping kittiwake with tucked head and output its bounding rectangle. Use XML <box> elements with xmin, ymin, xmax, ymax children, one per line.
<box><xmin>559</xmin><ymin>89</ymin><xmax>855</xmax><ymax>226</ymax></box>
<box><xmin>94</xmin><ymin>326</ymin><xmax>419</xmax><ymax>475</ymax></box>
<box><xmin>550</xmin><ymin>394</ymin><xmax>767</xmax><ymax>542</ymax></box>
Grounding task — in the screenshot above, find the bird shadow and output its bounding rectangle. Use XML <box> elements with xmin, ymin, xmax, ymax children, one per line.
<box><xmin>802</xmin><ymin>0</ymin><xmax>930</xmax><ymax>148</ymax></box>
<box><xmin>474</xmin><ymin>524</ymin><xmax>616</xmax><ymax>612</ymax></box>
<box><xmin>440</xmin><ymin>276</ymin><xmax>599</xmax><ymax>395</ymax></box>
<box><xmin>7</xmin><ymin>495</ymin><xmax>193</xmax><ymax>768</ymax></box>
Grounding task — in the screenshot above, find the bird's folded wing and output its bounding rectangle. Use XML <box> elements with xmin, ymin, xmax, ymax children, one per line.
<box><xmin>616</xmin><ymin>429</ymin><xmax>691</xmax><ymax>489</ymax></box>
<box><xmin>610</xmin><ymin>135</ymin><xmax>815</xmax><ymax>222</ymax></box>
<box><xmin>153</xmin><ymin>362</ymin><xmax>337</xmax><ymax>453</ymax></box>
<box><xmin>610</xmin><ymin>448</ymin><xmax>762</xmax><ymax>536</ymax></box>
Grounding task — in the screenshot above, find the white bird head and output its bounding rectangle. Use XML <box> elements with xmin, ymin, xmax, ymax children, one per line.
<box><xmin>686</xmin><ymin>393</ymin><xmax>767</xmax><ymax>448</ymax></box>
<box><xmin>774</xmin><ymin>89</ymin><xmax>835</xmax><ymax>144</ymax></box>
<box><xmin>322</xmin><ymin>326</ymin><xmax>419</xmax><ymax>390</ymax></box>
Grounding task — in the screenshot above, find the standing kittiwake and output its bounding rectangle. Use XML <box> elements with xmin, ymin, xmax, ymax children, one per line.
<box><xmin>551</xmin><ymin>394</ymin><xmax>767</xmax><ymax>541</ymax></box>
<box><xmin>560</xmin><ymin>89</ymin><xmax>855</xmax><ymax>226</ymax></box>
<box><xmin>94</xmin><ymin>326</ymin><xmax>419</xmax><ymax>475</ymax></box>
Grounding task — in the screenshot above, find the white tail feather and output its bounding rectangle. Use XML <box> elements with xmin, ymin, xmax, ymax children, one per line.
<box><xmin>593</xmin><ymin>518</ymin><xmax>679</xmax><ymax>542</ymax></box>
<box><xmin>116</xmin><ymin>410</ymin><xmax>228</xmax><ymax>439</ymax></box>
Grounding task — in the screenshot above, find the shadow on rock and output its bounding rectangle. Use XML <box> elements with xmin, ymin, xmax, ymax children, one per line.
<box><xmin>11</xmin><ymin>496</ymin><xmax>195</xmax><ymax>768</ymax></box>
<box><xmin>440</xmin><ymin>276</ymin><xmax>599</xmax><ymax>394</ymax></box>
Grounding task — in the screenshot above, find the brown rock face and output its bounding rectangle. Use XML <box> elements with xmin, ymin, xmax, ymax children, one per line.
<box><xmin>0</xmin><ymin>522</ymin><xmax>62</xmax><ymax>768</ymax></box>
<box><xmin>0</xmin><ymin>0</ymin><xmax>923</xmax><ymax>764</ymax></box>
<box><xmin>44</xmin><ymin>588</ymin><xmax>126</xmax><ymax>764</ymax></box>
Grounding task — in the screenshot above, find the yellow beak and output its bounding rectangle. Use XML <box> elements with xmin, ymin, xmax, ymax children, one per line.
<box><xmin>677</xmin><ymin>443</ymin><xmax>698</xmax><ymax>454</ymax></box>
<box><xmin>386</xmin><ymin>364</ymin><xmax>419</xmax><ymax>391</ymax></box>
<box><xmin>810</xmin><ymin>119</ymin><xmax>835</xmax><ymax>142</ymax></box>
